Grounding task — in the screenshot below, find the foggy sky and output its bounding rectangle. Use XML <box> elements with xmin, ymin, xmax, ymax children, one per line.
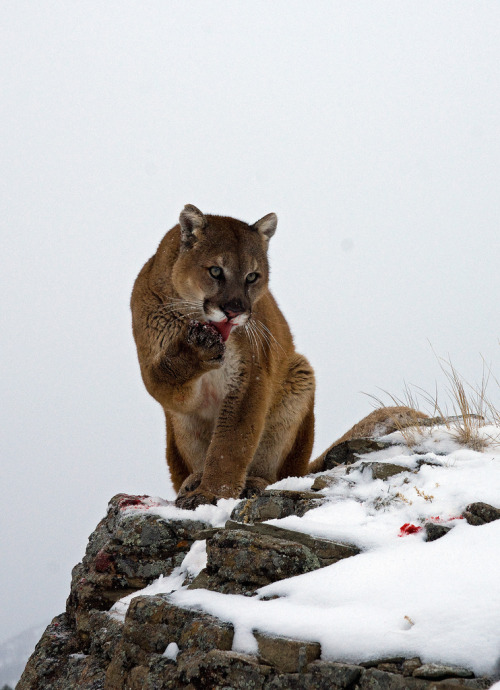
<box><xmin>1</xmin><ymin>1</ymin><xmax>499</xmax><ymax>643</ymax></box>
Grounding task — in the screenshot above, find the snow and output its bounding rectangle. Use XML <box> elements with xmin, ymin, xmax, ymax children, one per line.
<box><xmin>162</xmin><ymin>642</ymin><xmax>179</xmax><ymax>660</ymax></box>
<box><xmin>120</xmin><ymin>497</ymin><xmax>240</xmax><ymax>528</ymax></box>
<box><xmin>267</xmin><ymin>440</ymin><xmax>500</xmax><ymax>550</ymax></box>
<box><xmin>111</xmin><ymin>427</ymin><xmax>500</xmax><ymax>676</ymax></box>
<box><xmin>109</xmin><ymin>540</ymin><xmax>207</xmax><ymax>621</ymax></box>
<box><xmin>268</xmin><ymin>475</ymin><xmax>317</xmax><ymax>491</ymax></box>
<box><xmin>171</xmin><ymin>521</ymin><xmax>500</xmax><ymax>674</ymax></box>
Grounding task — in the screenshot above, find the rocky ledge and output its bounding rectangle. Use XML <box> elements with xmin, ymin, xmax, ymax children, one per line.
<box><xmin>18</xmin><ymin>437</ymin><xmax>500</xmax><ymax>689</ymax></box>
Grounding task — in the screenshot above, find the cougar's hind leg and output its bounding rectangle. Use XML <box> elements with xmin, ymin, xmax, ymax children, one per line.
<box><xmin>277</xmin><ymin>403</ymin><xmax>315</xmax><ymax>480</ymax></box>
<box><xmin>249</xmin><ymin>353</ymin><xmax>315</xmax><ymax>486</ymax></box>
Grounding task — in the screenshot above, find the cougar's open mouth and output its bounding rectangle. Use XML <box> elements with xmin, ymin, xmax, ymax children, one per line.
<box><xmin>208</xmin><ymin>319</ymin><xmax>234</xmax><ymax>342</ymax></box>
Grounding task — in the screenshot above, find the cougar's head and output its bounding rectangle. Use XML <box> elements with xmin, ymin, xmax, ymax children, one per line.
<box><xmin>171</xmin><ymin>205</ymin><xmax>277</xmax><ymax>341</ymax></box>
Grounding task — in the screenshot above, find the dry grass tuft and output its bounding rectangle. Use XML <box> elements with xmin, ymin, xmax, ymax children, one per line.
<box><xmin>364</xmin><ymin>353</ymin><xmax>500</xmax><ymax>451</ymax></box>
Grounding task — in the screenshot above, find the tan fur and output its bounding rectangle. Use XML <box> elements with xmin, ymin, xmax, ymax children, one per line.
<box><xmin>131</xmin><ymin>206</ymin><xmax>315</xmax><ymax>508</ymax></box>
<box><xmin>131</xmin><ymin>206</ymin><xmax>425</xmax><ymax>508</ymax></box>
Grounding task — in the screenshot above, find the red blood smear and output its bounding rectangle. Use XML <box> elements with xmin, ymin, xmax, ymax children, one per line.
<box><xmin>399</xmin><ymin>523</ymin><xmax>422</xmax><ymax>536</ymax></box>
<box><xmin>399</xmin><ymin>516</ymin><xmax>464</xmax><ymax>537</ymax></box>
<box><xmin>210</xmin><ymin>320</ymin><xmax>234</xmax><ymax>341</ymax></box>
<box><xmin>117</xmin><ymin>495</ymin><xmax>148</xmax><ymax>509</ymax></box>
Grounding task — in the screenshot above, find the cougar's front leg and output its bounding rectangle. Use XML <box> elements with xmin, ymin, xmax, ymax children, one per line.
<box><xmin>177</xmin><ymin>471</ymin><xmax>203</xmax><ymax>497</ymax></box>
<box><xmin>175</xmin><ymin>377</ymin><xmax>270</xmax><ymax>509</ymax></box>
<box><xmin>147</xmin><ymin>320</ymin><xmax>226</xmax><ymax>414</ymax></box>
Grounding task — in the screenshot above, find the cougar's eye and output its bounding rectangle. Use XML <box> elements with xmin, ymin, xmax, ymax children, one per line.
<box><xmin>209</xmin><ymin>266</ymin><xmax>223</xmax><ymax>279</ymax></box>
<box><xmin>246</xmin><ymin>272</ymin><xmax>258</xmax><ymax>283</ymax></box>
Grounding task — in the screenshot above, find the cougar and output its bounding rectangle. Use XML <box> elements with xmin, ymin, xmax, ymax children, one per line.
<box><xmin>131</xmin><ymin>205</ymin><xmax>424</xmax><ymax>509</ymax></box>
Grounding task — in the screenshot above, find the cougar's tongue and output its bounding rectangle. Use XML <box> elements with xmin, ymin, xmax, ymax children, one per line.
<box><xmin>210</xmin><ymin>320</ymin><xmax>234</xmax><ymax>342</ymax></box>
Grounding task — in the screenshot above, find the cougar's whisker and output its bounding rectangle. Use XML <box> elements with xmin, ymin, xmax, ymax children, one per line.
<box><xmin>253</xmin><ymin>320</ymin><xmax>272</xmax><ymax>351</ymax></box>
<box><xmin>245</xmin><ymin>322</ymin><xmax>260</xmax><ymax>359</ymax></box>
<box><xmin>251</xmin><ymin>320</ymin><xmax>268</xmax><ymax>355</ymax></box>
<box><xmin>256</xmin><ymin>319</ymin><xmax>285</xmax><ymax>353</ymax></box>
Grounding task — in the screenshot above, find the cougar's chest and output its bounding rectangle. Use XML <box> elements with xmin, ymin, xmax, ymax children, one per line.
<box><xmin>198</xmin><ymin>343</ymin><xmax>240</xmax><ymax>419</ymax></box>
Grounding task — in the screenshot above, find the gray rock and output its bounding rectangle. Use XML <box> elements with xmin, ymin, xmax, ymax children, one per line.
<box><xmin>187</xmin><ymin>568</ymin><xmax>212</xmax><ymax>591</ymax></box>
<box><xmin>16</xmin><ymin>613</ymin><xmax>105</xmax><ymax>690</ymax></box>
<box><xmin>424</xmin><ymin>523</ymin><xmax>452</xmax><ymax>542</ymax></box>
<box><xmin>264</xmin><ymin>673</ymin><xmax>314</xmax><ymax>689</ymax></box>
<box><xmin>402</xmin><ymin>658</ymin><xmax>424</xmax><ymax>676</ymax></box>
<box><xmin>180</xmin><ymin>649</ymin><xmax>271</xmax><ymax>689</ymax></box>
<box><xmin>413</xmin><ymin>663</ymin><xmax>474</xmax><ymax>679</ymax></box>
<box><xmin>124</xmin><ymin>595</ymin><xmax>234</xmax><ymax>655</ymax></box>
<box><xmin>106</xmin><ymin>647</ymin><xmax>271</xmax><ymax>690</ymax></box>
<box><xmin>377</xmin><ymin>663</ymin><xmax>403</xmax><ymax>674</ymax></box>
<box><xmin>310</xmin><ymin>474</ymin><xmax>339</xmax><ymax>491</ymax></box>
<box><xmin>323</xmin><ymin>439</ymin><xmax>397</xmax><ymax>470</ymax></box>
<box><xmin>427</xmin><ymin>680</ymin><xmax>492</xmax><ymax>689</ymax></box>
<box><xmin>66</xmin><ymin>494</ymin><xmax>209</xmax><ymax>634</ymax></box>
<box><xmin>255</xmin><ymin>632</ymin><xmax>320</xmax><ymax>673</ymax></box>
<box><xmin>462</xmin><ymin>502</ymin><xmax>500</xmax><ymax>526</ymax></box>
<box><xmin>307</xmin><ymin>660</ymin><xmax>364</xmax><ymax>687</ymax></box>
<box><xmin>192</xmin><ymin>527</ymin><xmax>221</xmax><ymax>540</ymax></box>
<box><xmin>105</xmin><ymin>598</ymin><xmax>235</xmax><ymax>688</ymax></box>
<box><xmin>87</xmin><ymin>610</ymin><xmax>124</xmax><ymax>662</ymax></box>
<box><xmin>264</xmin><ymin>666</ymin><xmax>361</xmax><ymax>690</ymax></box>
<box><xmin>357</xmin><ymin>667</ymin><xmax>431</xmax><ymax>689</ymax></box>
<box><xmin>133</xmin><ymin>656</ymin><xmax>179</xmax><ymax>690</ymax></box>
<box><xmin>230</xmin><ymin>490</ymin><xmax>324</xmax><ymax>524</ymax></box>
<box><xmin>415</xmin><ymin>457</ymin><xmax>445</xmax><ymax>467</ymax></box>
<box><xmin>224</xmin><ymin>519</ymin><xmax>360</xmax><ymax>567</ymax></box>
<box><xmin>201</xmin><ymin>529</ymin><xmax>322</xmax><ymax>593</ymax></box>
<box><xmin>104</xmin><ymin>639</ymin><xmax>151</xmax><ymax>689</ymax></box>
<box><xmin>350</xmin><ymin>462</ymin><xmax>411</xmax><ymax>480</ymax></box>
<box><xmin>360</xmin><ymin>657</ymin><xmax>407</xmax><ymax>669</ymax></box>
<box><xmin>264</xmin><ymin>663</ymin><xmax>419</xmax><ymax>690</ymax></box>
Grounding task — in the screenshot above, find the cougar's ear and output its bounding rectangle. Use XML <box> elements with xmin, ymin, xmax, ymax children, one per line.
<box><xmin>179</xmin><ymin>204</ymin><xmax>207</xmax><ymax>246</ymax></box>
<box><xmin>251</xmin><ymin>212</ymin><xmax>277</xmax><ymax>242</ymax></box>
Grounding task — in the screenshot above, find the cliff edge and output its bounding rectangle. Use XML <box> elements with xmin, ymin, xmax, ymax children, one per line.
<box><xmin>18</xmin><ymin>425</ymin><xmax>500</xmax><ymax>689</ymax></box>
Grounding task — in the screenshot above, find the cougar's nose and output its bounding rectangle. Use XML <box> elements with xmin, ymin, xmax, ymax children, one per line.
<box><xmin>221</xmin><ymin>299</ymin><xmax>244</xmax><ymax>320</ymax></box>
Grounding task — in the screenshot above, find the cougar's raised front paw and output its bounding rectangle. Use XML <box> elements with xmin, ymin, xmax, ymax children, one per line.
<box><xmin>187</xmin><ymin>320</ymin><xmax>225</xmax><ymax>363</ymax></box>
<box><xmin>175</xmin><ymin>488</ymin><xmax>217</xmax><ymax>511</ymax></box>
